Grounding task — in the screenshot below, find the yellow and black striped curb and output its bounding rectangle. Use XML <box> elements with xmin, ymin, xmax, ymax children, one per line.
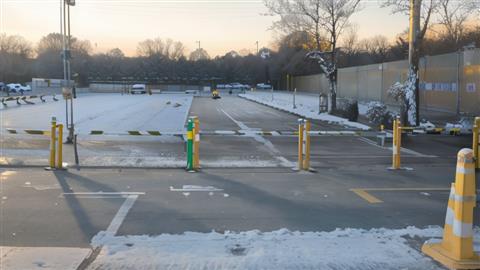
<box><xmin>1</xmin><ymin>95</ymin><xmax>59</xmax><ymax>106</ymax></box>
<box><xmin>4</xmin><ymin>128</ymin><xmax>464</xmax><ymax>137</ymax></box>
<box><xmin>5</xmin><ymin>129</ymin><xmax>375</xmax><ymax>137</ymax></box>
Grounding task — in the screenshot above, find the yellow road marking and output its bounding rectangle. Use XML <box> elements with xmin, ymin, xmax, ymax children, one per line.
<box><xmin>350</xmin><ymin>189</ymin><xmax>383</xmax><ymax>204</ymax></box>
<box><xmin>350</xmin><ymin>187</ymin><xmax>480</xmax><ymax>204</ymax></box>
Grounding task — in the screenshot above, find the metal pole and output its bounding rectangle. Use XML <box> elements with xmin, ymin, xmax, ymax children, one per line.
<box><xmin>67</xmin><ymin>3</ymin><xmax>74</xmax><ymax>143</ymax></box>
<box><xmin>61</xmin><ymin>0</ymin><xmax>69</xmax><ymax>133</ymax></box>
<box><xmin>456</xmin><ymin>50</ymin><xmax>461</xmax><ymax>115</ymax></box>
<box><xmin>293</xmin><ymin>88</ymin><xmax>297</xmax><ymax>109</ymax></box>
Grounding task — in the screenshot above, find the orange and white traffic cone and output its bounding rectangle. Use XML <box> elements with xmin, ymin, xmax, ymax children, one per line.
<box><xmin>422</xmin><ymin>148</ymin><xmax>480</xmax><ymax>269</ymax></box>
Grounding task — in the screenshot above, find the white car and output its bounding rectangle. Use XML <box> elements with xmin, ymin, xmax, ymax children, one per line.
<box><xmin>7</xmin><ymin>83</ymin><xmax>31</xmax><ymax>93</ymax></box>
<box><xmin>256</xmin><ymin>83</ymin><xmax>272</xmax><ymax>90</ymax></box>
<box><xmin>131</xmin><ymin>84</ymin><xmax>147</xmax><ymax>94</ymax></box>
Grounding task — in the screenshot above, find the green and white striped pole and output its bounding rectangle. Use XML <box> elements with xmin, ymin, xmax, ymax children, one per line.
<box><xmin>186</xmin><ymin>118</ymin><xmax>194</xmax><ymax>171</ymax></box>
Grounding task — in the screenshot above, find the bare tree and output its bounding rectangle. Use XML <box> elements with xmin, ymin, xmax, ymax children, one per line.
<box><xmin>0</xmin><ymin>34</ymin><xmax>33</xmax><ymax>82</ymax></box>
<box><xmin>265</xmin><ymin>0</ymin><xmax>361</xmax><ymax>111</ymax></box>
<box><xmin>382</xmin><ymin>0</ymin><xmax>438</xmax><ymax>42</ymax></box>
<box><xmin>341</xmin><ymin>25</ymin><xmax>359</xmax><ymax>55</ymax></box>
<box><xmin>358</xmin><ymin>35</ymin><xmax>391</xmax><ymax>62</ymax></box>
<box><xmin>36</xmin><ymin>33</ymin><xmax>92</xmax><ymax>81</ymax></box>
<box><xmin>106</xmin><ymin>48</ymin><xmax>125</xmax><ymax>58</ymax></box>
<box><xmin>437</xmin><ymin>0</ymin><xmax>480</xmax><ymax>48</ymax></box>
<box><xmin>189</xmin><ymin>48</ymin><xmax>210</xmax><ymax>61</ymax></box>
<box><xmin>137</xmin><ymin>38</ymin><xmax>184</xmax><ymax>60</ymax></box>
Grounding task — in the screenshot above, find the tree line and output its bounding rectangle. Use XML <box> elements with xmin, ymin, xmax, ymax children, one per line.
<box><xmin>0</xmin><ymin>0</ymin><xmax>478</xmax><ymax>88</ymax></box>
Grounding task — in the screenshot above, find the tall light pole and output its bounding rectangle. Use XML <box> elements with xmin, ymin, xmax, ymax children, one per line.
<box><xmin>255</xmin><ymin>41</ymin><xmax>259</xmax><ymax>55</ymax></box>
<box><xmin>61</xmin><ymin>0</ymin><xmax>75</xmax><ymax>143</ymax></box>
<box><xmin>196</xmin><ymin>41</ymin><xmax>201</xmax><ymax>50</ymax></box>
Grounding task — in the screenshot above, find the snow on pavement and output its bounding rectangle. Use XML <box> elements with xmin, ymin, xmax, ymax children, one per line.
<box><xmin>239</xmin><ymin>91</ymin><xmax>371</xmax><ymax>130</ymax></box>
<box><xmin>87</xmin><ymin>226</ymin><xmax>453</xmax><ymax>270</ymax></box>
<box><xmin>0</xmin><ymin>246</ymin><xmax>91</xmax><ymax>270</ymax></box>
<box><xmin>0</xmin><ymin>94</ymin><xmax>193</xmax><ymax>133</ymax></box>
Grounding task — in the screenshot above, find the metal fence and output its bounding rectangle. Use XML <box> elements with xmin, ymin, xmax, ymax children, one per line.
<box><xmin>292</xmin><ymin>49</ymin><xmax>480</xmax><ymax>115</ymax></box>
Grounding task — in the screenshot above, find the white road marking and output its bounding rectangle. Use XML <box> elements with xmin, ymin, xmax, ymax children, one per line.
<box><xmin>220</xmin><ymin>109</ymin><xmax>294</xmax><ymax>167</ymax></box>
<box><xmin>61</xmin><ymin>192</ymin><xmax>144</xmax><ymax>237</ymax></box>
<box><xmin>357</xmin><ymin>137</ymin><xmax>437</xmax><ymax>158</ymax></box>
<box><xmin>170</xmin><ymin>185</ymin><xmax>223</xmax><ymax>192</ymax></box>
<box><xmin>63</xmin><ymin>192</ymin><xmax>145</xmax><ymax>195</ymax></box>
<box><xmin>23</xmin><ymin>184</ymin><xmax>61</xmax><ymax>191</ymax></box>
<box><xmin>105</xmin><ymin>195</ymin><xmax>139</xmax><ymax>236</ymax></box>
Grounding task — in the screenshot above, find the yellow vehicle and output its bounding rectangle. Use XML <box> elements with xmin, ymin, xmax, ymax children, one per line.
<box><xmin>212</xmin><ymin>89</ymin><xmax>221</xmax><ymax>99</ymax></box>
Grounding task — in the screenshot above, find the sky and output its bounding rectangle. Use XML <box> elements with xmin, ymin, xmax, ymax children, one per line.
<box><xmin>1</xmin><ymin>0</ymin><xmax>409</xmax><ymax>57</ymax></box>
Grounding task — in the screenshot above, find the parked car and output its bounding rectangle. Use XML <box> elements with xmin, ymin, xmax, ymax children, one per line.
<box><xmin>6</xmin><ymin>83</ymin><xmax>31</xmax><ymax>93</ymax></box>
<box><xmin>0</xmin><ymin>82</ymin><xmax>5</xmax><ymax>91</ymax></box>
<box><xmin>256</xmin><ymin>83</ymin><xmax>272</xmax><ymax>90</ymax></box>
<box><xmin>131</xmin><ymin>84</ymin><xmax>147</xmax><ymax>94</ymax></box>
<box><xmin>216</xmin><ymin>84</ymin><xmax>226</xmax><ymax>89</ymax></box>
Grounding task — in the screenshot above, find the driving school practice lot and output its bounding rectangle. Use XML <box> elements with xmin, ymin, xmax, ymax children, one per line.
<box><xmin>0</xmin><ymin>94</ymin><xmax>477</xmax><ymax>258</ymax></box>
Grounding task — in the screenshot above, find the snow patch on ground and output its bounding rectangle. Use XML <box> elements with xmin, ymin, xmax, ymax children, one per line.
<box><xmin>240</xmin><ymin>92</ymin><xmax>370</xmax><ymax>130</ymax></box>
<box><xmin>0</xmin><ymin>246</ymin><xmax>91</xmax><ymax>270</ymax></box>
<box><xmin>87</xmin><ymin>226</ymin><xmax>448</xmax><ymax>270</ymax></box>
<box><xmin>1</xmin><ymin>93</ymin><xmax>193</xmax><ymax>133</ymax></box>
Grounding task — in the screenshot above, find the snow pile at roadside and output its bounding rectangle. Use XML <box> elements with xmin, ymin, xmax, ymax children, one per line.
<box><xmin>88</xmin><ymin>226</ymin><xmax>447</xmax><ymax>270</ymax></box>
<box><xmin>239</xmin><ymin>92</ymin><xmax>371</xmax><ymax>130</ymax></box>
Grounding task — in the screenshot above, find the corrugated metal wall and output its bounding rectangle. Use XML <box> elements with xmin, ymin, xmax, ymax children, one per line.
<box><xmin>293</xmin><ymin>49</ymin><xmax>480</xmax><ymax>115</ymax></box>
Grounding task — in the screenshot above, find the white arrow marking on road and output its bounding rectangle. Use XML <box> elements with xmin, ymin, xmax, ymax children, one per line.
<box><xmin>170</xmin><ymin>185</ymin><xmax>223</xmax><ymax>192</ymax></box>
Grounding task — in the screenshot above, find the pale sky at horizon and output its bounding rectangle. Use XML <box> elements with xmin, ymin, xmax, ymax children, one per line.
<box><xmin>1</xmin><ymin>0</ymin><xmax>409</xmax><ymax>57</ymax></box>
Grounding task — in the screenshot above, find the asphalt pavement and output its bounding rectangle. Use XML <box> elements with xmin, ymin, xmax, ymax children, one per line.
<box><xmin>0</xmin><ymin>94</ymin><xmax>477</xmax><ymax>269</ymax></box>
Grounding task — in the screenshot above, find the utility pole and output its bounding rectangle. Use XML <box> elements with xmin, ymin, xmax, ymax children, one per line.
<box><xmin>408</xmin><ymin>0</ymin><xmax>421</xmax><ymax>126</ymax></box>
<box><xmin>61</xmin><ymin>0</ymin><xmax>75</xmax><ymax>143</ymax></box>
<box><xmin>196</xmin><ymin>41</ymin><xmax>201</xmax><ymax>50</ymax></box>
<box><xmin>255</xmin><ymin>41</ymin><xmax>259</xmax><ymax>55</ymax></box>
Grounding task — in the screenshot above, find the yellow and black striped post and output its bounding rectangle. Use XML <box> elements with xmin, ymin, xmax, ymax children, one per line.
<box><xmin>473</xmin><ymin>117</ymin><xmax>479</xmax><ymax>169</ymax></box>
<box><xmin>49</xmin><ymin>117</ymin><xmax>57</xmax><ymax>169</ymax></box>
<box><xmin>193</xmin><ymin>117</ymin><xmax>200</xmax><ymax>170</ymax></box>
<box><xmin>422</xmin><ymin>148</ymin><xmax>480</xmax><ymax>269</ymax></box>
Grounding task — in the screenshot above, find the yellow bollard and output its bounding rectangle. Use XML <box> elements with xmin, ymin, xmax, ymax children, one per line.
<box><xmin>303</xmin><ymin>119</ymin><xmax>311</xmax><ymax>170</ymax></box>
<box><xmin>391</xmin><ymin>118</ymin><xmax>402</xmax><ymax>170</ymax></box>
<box><xmin>473</xmin><ymin>117</ymin><xmax>479</xmax><ymax>169</ymax></box>
<box><xmin>380</xmin><ymin>124</ymin><xmax>385</xmax><ymax>132</ymax></box>
<box><xmin>193</xmin><ymin>117</ymin><xmax>200</xmax><ymax>170</ymax></box>
<box><xmin>298</xmin><ymin>119</ymin><xmax>304</xmax><ymax>170</ymax></box>
<box><xmin>396</xmin><ymin>121</ymin><xmax>402</xmax><ymax>169</ymax></box>
<box><xmin>56</xmin><ymin>124</ymin><xmax>63</xmax><ymax>169</ymax></box>
<box><xmin>422</xmin><ymin>148</ymin><xmax>480</xmax><ymax>269</ymax></box>
<box><xmin>392</xmin><ymin>119</ymin><xmax>398</xmax><ymax>169</ymax></box>
<box><xmin>49</xmin><ymin>117</ymin><xmax>57</xmax><ymax>169</ymax></box>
